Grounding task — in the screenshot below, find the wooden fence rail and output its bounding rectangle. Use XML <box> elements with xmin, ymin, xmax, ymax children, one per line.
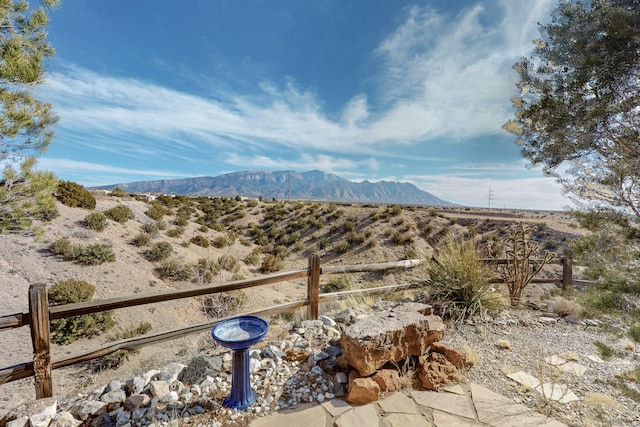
<box><xmin>0</xmin><ymin>249</ymin><xmax>588</xmax><ymax>400</ymax></box>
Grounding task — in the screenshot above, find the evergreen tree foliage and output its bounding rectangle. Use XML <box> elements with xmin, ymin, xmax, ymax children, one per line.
<box><xmin>0</xmin><ymin>0</ymin><xmax>60</xmax><ymax>234</ymax></box>
<box><xmin>504</xmin><ymin>0</ymin><xmax>640</xmax><ymax>217</ymax></box>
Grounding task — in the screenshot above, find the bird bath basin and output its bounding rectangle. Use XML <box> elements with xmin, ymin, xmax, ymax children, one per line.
<box><xmin>212</xmin><ymin>316</ymin><xmax>269</xmax><ymax>409</ymax></box>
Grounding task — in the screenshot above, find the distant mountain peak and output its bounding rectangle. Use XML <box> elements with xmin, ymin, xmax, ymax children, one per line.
<box><xmin>92</xmin><ymin>170</ymin><xmax>454</xmax><ymax>206</ymax></box>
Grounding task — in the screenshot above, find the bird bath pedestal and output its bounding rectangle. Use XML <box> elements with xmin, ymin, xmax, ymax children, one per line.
<box><xmin>211</xmin><ymin>316</ymin><xmax>269</xmax><ymax>410</ymax></box>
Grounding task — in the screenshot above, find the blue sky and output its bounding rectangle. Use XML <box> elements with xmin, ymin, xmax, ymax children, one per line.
<box><xmin>36</xmin><ymin>0</ymin><xmax>570</xmax><ymax>210</ymax></box>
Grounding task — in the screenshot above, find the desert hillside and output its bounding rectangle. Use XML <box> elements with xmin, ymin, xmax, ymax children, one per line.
<box><xmin>0</xmin><ymin>193</ymin><xmax>586</xmax><ymax>414</ymax></box>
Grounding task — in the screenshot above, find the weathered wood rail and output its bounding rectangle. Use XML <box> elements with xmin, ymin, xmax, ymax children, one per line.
<box><xmin>0</xmin><ymin>250</ymin><xmax>588</xmax><ymax>400</ymax></box>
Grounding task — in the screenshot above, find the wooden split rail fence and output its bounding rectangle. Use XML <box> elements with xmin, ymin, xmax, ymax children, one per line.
<box><xmin>0</xmin><ymin>250</ymin><xmax>586</xmax><ymax>400</ymax></box>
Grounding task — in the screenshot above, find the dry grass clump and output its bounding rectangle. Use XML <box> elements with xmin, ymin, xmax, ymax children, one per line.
<box><xmin>421</xmin><ymin>234</ymin><xmax>503</xmax><ymax>323</ymax></box>
<box><xmin>548</xmin><ymin>296</ymin><xmax>583</xmax><ymax>316</ymax></box>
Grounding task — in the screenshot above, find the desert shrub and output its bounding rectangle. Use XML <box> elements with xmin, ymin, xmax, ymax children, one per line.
<box><xmin>56</xmin><ymin>181</ymin><xmax>96</xmax><ymax>209</ymax></box>
<box><xmin>193</xmin><ymin>258</ymin><xmax>220</xmax><ymax>284</ymax></box>
<box><xmin>422</xmin><ymin>235</ymin><xmax>502</xmax><ymax>323</ymax></box>
<box><xmin>110</xmin><ymin>187</ymin><xmax>127</xmax><ymax>197</ymax></box>
<box><xmin>323</xmin><ymin>276</ymin><xmax>352</xmax><ymax>293</ymax></box>
<box><xmin>146</xmin><ymin>241</ymin><xmax>173</xmax><ymax>262</ymax></box>
<box><xmin>174</xmin><ymin>210</ymin><xmax>190</xmax><ymax>227</ymax></box>
<box><xmin>49</xmin><ymin>238</ymin><xmax>73</xmax><ymax>256</ymax></box>
<box><xmin>49</xmin><ymin>239</ymin><xmax>115</xmax><ymax>264</ymax></box>
<box><xmin>629</xmin><ymin>325</ymin><xmax>640</xmax><ymax>344</ymax></box>
<box><xmin>346</xmin><ymin>231</ymin><xmax>366</xmax><ymax>245</ymax></box>
<box><xmin>49</xmin><ymin>278</ymin><xmax>95</xmax><ymax>304</ymax></box>
<box><xmin>145</xmin><ymin>204</ymin><xmax>167</xmax><ymax>221</ymax></box>
<box><xmin>104</xmin><ymin>204</ymin><xmax>134</xmax><ymax>224</ymax></box>
<box><xmin>84</xmin><ymin>212</ymin><xmax>108</xmax><ymax>231</ymax></box>
<box><xmin>261</xmin><ymin>254</ymin><xmax>283</xmax><ymax>273</ymax></box>
<box><xmin>190</xmin><ymin>235</ymin><xmax>210</xmax><ymax>248</ymax></box>
<box><xmin>211</xmin><ymin>236</ymin><xmax>230</xmax><ymax>248</ymax></box>
<box><xmin>157</xmin><ymin>259</ymin><xmax>193</xmax><ymax>281</ymax></box>
<box><xmin>218</xmin><ymin>254</ymin><xmax>239</xmax><ymax>272</ymax></box>
<box><xmin>388</xmin><ymin>230</ymin><xmax>413</xmax><ymax>246</ymax></box>
<box><xmin>243</xmin><ymin>251</ymin><xmax>260</xmax><ymax>266</ymax></box>
<box><xmin>77</xmin><ymin>243</ymin><xmax>116</xmax><ymax>265</ymax></box>
<box><xmin>343</xmin><ymin>218</ymin><xmax>357</xmax><ymax>232</ymax></box>
<box><xmin>48</xmin><ymin>279</ymin><xmax>115</xmax><ymax>344</ymax></box>
<box><xmin>387</xmin><ymin>205</ymin><xmax>402</xmax><ymax>216</ymax></box>
<box><xmin>317</xmin><ymin>238</ymin><xmax>329</xmax><ymax>250</ymax></box>
<box><xmin>130</xmin><ymin>232</ymin><xmax>151</xmax><ymax>247</ymax></box>
<box><xmin>201</xmin><ymin>290</ymin><xmax>246</xmax><ymax>318</ymax></box>
<box><xmin>141</xmin><ymin>222</ymin><xmax>158</xmax><ymax>235</ymax></box>
<box><xmin>166</xmin><ymin>227</ymin><xmax>185</xmax><ymax>238</ymax></box>
<box><xmin>335</xmin><ymin>240</ymin><xmax>351</xmax><ymax>254</ymax></box>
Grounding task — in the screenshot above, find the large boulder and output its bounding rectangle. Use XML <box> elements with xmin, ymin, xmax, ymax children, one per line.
<box><xmin>340</xmin><ymin>303</ymin><xmax>445</xmax><ymax>376</ymax></box>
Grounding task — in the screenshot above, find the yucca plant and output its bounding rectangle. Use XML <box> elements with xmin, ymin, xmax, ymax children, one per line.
<box><xmin>423</xmin><ymin>234</ymin><xmax>502</xmax><ymax>323</ymax></box>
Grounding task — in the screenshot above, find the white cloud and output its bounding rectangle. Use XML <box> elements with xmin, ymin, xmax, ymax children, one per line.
<box><xmin>409</xmin><ymin>174</ymin><xmax>574</xmax><ymax>211</ymax></box>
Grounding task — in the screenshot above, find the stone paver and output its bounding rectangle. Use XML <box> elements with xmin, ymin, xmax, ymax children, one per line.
<box><xmin>249</xmin><ymin>403</ymin><xmax>327</xmax><ymax>427</ymax></box>
<box><xmin>432</xmin><ymin>411</ymin><xmax>485</xmax><ymax>427</ymax></box>
<box><xmin>335</xmin><ymin>404</ymin><xmax>380</xmax><ymax>427</ymax></box>
<box><xmin>378</xmin><ymin>391</ymin><xmax>416</xmax><ymax>414</ymax></box>
<box><xmin>381</xmin><ymin>413</ymin><xmax>431</xmax><ymax>427</ymax></box>
<box><xmin>321</xmin><ymin>398</ymin><xmax>352</xmax><ymax>417</ymax></box>
<box><xmin>470</xmin><ymin>383</ymin><xmax>567</xmax><ymax>427</ymax></box>
<box><xmin>251</xmin><ymin>383</ymin><xmax>570</xmax><ymax>427</ymax></box>
<box><xmin>442</xmin><ymin>383</ymin><xmax>465</xmax><ymax>395</ymax></box>
<box><xmin>557</xmin><ymin>361</ymin><xmax>588</xmax><ymax>376</ymax></box>
<box><xmin>535</xmin><ymin>383</ymin><xmax>579</xmax><ymax>404</ymax></box>
<box><xmin>507</xmin><ymin>371</ymin><xmax>541</xmax><ymax>389</ymax></box>
<box><xmin>411</xmin><ymin>390</ymin><xmax>476</xmax><ymax>420</ymax></box>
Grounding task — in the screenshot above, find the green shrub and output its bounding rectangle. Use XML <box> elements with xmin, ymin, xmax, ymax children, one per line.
<box><xmin>141</xmin><ymin>222</ymin><xmax>158</xmax><ymax>234</ymax></box>
<box><xmin>145</xmin><ymin>205</ymin><xmax>167</xmax><ymax>221</ymax></box>
<box><xmin>146</xmin><ymin>241</ymin><xmax>173</xmax><ymax>262</ymax></box>
<box><xmin>243</xmin><ymin>251</ymin><xmax>260</xmax><ymax>266</ymax></box>
<box><xmin>190</xmin><ymin>235</ymin><xmax>210</xmax><ymax>248</ymax></box>
<box><xmin>130</xmin><ymin>233</ymin><xmax>151</xmax><ymax>247</ymax></box>
<box><xmin>166</xmin><ymin>227</ymin><xmax>184</xmax><ymax>238</ymax></box>
<box><xmin>48</xmin><ymin>279</ymin><xmax>115</xmax><ymax>345</ymax></box>
<box><xmin>211</xmin><ymin>236</ymin><xmax>230</xmax><ymax>248</ymax></box>
<box><xmin>423</xmin><ymin>235</ymin><xmax>502</xmax><ymax>323</ymax></box>
<box><xmin>49</xmin><ymin>239</ymin><xmax>115</xmax><ymax>265</ymax></box>
<box><xmin>56</xmin><ymin>181</ymin><xmax>96</xmax><ymax>209</ymax></box>
<box><xmin>84</xmin><ymin>212</ymin><xmax>108</xmax><ymax>231</ymax></box>
<box><xmin>49</xmin><ymin>238</ymin><xmax>72</xmax><ymax>256</ymax></box>
<box><xmin>104</xmin><ymin>205</ymin><xmax>134</xmax><ymax>224</ymax></box>
<box><xmin>336</xmin><ymin>240</ymin><xmax>351</xmax><ymax>254</ymax></box>
<box><xmin>193</xmin><ymin>258</ymin><xmax>220</xmax><ymax>284</ymax></box>
<box><xmin>218</xmin><ymin>254</ymin><xmax>239</xmax><ymax>272</ymax></box>
<box><xmin>49</xmin><ymin>278</ymin><xmax>95</xmax><ymax>304</ymax></box>
<box><xmin>110</xmin><ymin>187</ymin><xmax>127</xmax><ymax>197</ymax></box>
<box><xmin>323</xmin><ymin>276</ymin><xmax>352</xmax><ymax>293</ymax></box>
<box><xmin>261</xmin><ymin>254</ymin><xmax>283</xmax><ymax>273</ymax></box>
<box><xmin>77</xmin><ymin>243</ymin><xmax>116</xmax><ymax>265</ymax></box>
<box><xmin>157</xmin><ymin>259</ymin><xmax>193</xmax><ymax>281</ymax></box>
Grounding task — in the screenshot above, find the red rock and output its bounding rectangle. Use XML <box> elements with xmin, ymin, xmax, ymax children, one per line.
<box><xmin>372</xmin><ymin>369</ymin><xmax>401</xmax><ymax>392</ymax></box>
<box><xmin>340</xmin><ymin>303</ymin><xmax>444</xmax><ymax>376</ymax></box>
<box><xmin>346</xmin><ymin>377</ymin><xmax>381</xmax><ymax>404</ymax></box>
<box><xmin>430</xmin><ymin>342</ymin><xmax>467</xmax><ymax>368</ymax></box>
<box><xmin>417</xmin><ymin>352</ymin><xmax>463</xmax><ymax>390</ymax></box>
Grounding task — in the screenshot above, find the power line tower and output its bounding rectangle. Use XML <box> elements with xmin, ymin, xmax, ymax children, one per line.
<box><xmin>488</xmin><ymin>187</ymin><xmax>495</xmax><ymax>209</ymax></box>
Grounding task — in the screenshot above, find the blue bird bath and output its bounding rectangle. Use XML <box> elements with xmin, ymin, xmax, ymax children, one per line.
<box><xmin>212</xmin><ymin>316</ymin><xmax>269</xmax><ymax>409</ymax></box>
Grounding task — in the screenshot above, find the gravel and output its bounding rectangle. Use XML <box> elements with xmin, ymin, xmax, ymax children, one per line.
<box><xmin>444</xmin><ymin>308</ymin><xmax>640</xmax><ymax>427</ymax></box>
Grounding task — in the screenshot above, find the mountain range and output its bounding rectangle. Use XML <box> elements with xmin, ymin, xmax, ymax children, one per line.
<box><xmin>92</xmin><ymin>170</ymin><xmax>454</xmax><ymax>206</ymax></box>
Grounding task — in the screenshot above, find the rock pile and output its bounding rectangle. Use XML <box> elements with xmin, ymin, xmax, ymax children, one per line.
<box><xmin>0</xmin><ymin>302</ymin><xmax>465</xmax><ymax>427</ymax></box>
<box><xmin>341</xmin><ymin>302</ymin><xmax>466</xmax><ymax>404</ymax></box>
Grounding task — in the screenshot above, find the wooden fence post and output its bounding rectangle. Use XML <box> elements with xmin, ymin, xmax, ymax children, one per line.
<box><xmin>29</xmin><ymin>284</ymin><xmax>52</xmax><ymax>398</ymax></box>
<box><xmin>561</xmin><ymin>248</ymin><xmax>573</xmax><ymax>291</ymax></box>
<box><xmin>307</xmin><ymin>254</ymin><xmax>321</xmax><ymax>320</ymax></box>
